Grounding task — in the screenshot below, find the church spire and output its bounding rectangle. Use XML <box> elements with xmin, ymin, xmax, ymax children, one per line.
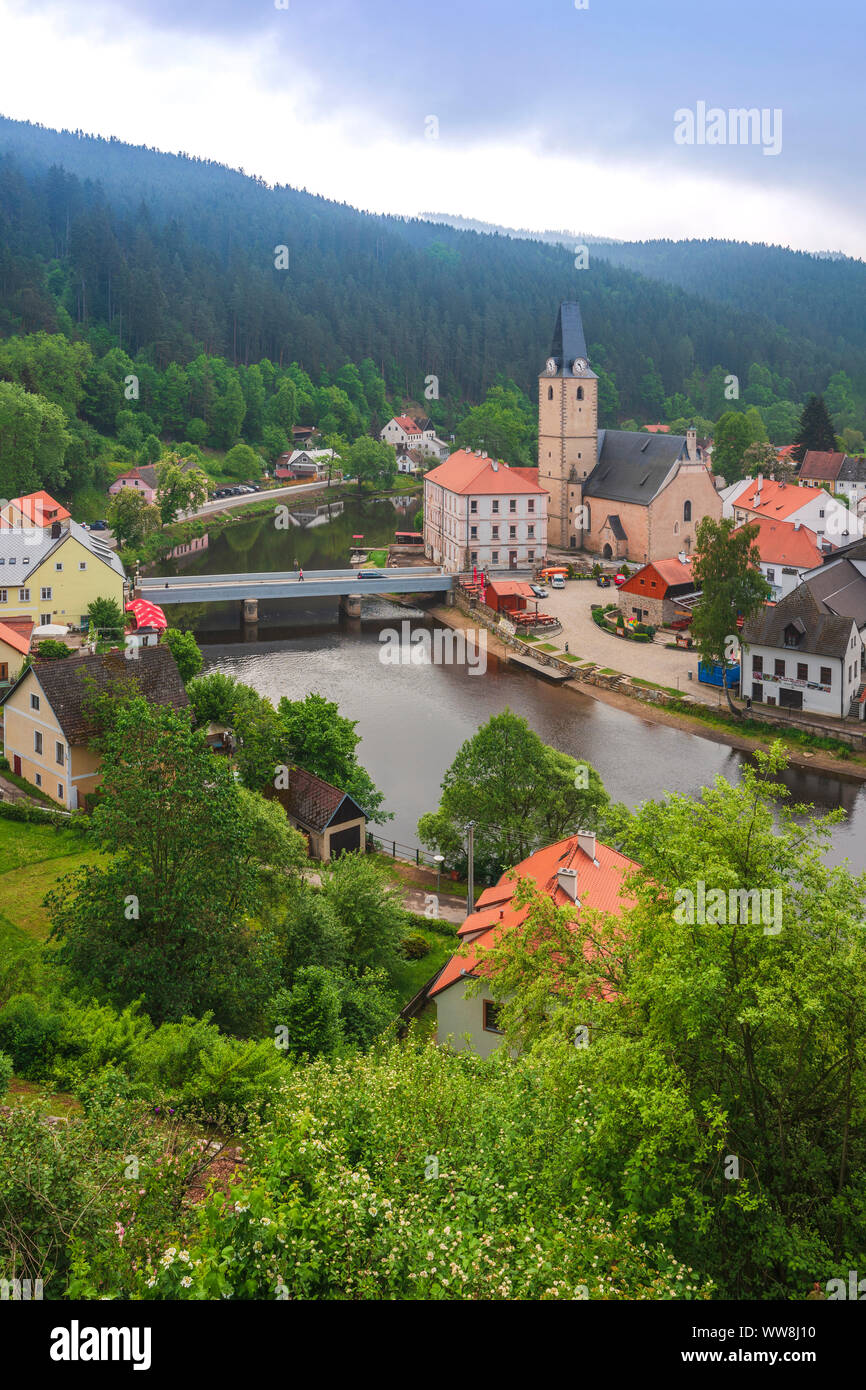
<box><xmin>548</xmin><ymin>302</ymin><xmax>589</xmax><ymax>376</ymax></box>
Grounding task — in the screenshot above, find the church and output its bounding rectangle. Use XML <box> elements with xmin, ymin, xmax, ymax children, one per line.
<box><xmin>537</xmin><ymin>303</ymin><xmax>722</xmax><ymax>563</ymax></box>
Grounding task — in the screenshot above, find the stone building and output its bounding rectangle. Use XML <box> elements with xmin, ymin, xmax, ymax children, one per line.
<box><xmin>537</xmin><ymin>302</ymin><xmax>722</xmax><ymax>563</ymax></box>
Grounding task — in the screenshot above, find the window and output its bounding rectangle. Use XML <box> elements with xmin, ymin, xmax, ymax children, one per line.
<box><xmin>528</xmin><ymin>499</ymin><xmax>535</xmax><ymax>513</ymax></box>
<box><xmin>470</xmin><ymin>551</ymin><xmax>477</xmax><ymax>565</ymax></box>
<box><xmin>34</xmin><ymin>773</ymin><xmax>41</xmax><ymax>788</ymax></box>
<box><xmin>57</xmin><ymin>784</ymin><xmax>64</xmax><ymax>801</ymax></box>
<box><xmin>470</xmin><ymin>525</ymin><xmax>478</xmax><ymax>540</ymax></box>
<box><xmin>491</xmin><ymin>500</ymin><xmax>499</xmax><ymax>514</ymax></box>
<box><xmin>30</xmin><ymin>693</ymin><xmax>39</xmax><ymax>711</ymax></box>
<box><xmin>470</xmin><ymin>500</ymin><xmax>477</xmax><ymax>514</ymax></box>
<box><xmin>753</xmin><ymin>654</ymin><xmax>763</xmax><ymax>673</ymax></box>
<box><xmin>0</xmin><ymin>591</ymin><xmax>6</xmax><ymax>604</ymax></box>
<box><xmin>774</xmin><ymin>659</ymin><xmax>785</xmax><ymax>677</ymax></box>
<box><xmin>820</xmin><ymin>666</ymin><xmax>832</xmax><ymax>685</ymax></box>
<box><xmin>528</xmin><ymin>550</ymin><xmax>535</xmax><ymax>561</ymax></box>
<box><xmin>509</xmin><ymin>499</ymin><xmax>517</xmax><ymax>513</ymax></box>
<box><xmin>18</xmin><ymin>588</ymin><xmax>30</xmax><ymax>602</ymax></box>
<box><xmin>577</xmin><ymin>386</ymin><xmax>584</xmax><ymax>400</ymax></box>
<box><xmin>766</xmin><ymin>568</ymin><xmax>775</xmax><ymax>583</ymax></box>
<box><xmin>683</xmin><ymin>500</ymin><xmax>692</xmax><ymax>522</ymax></box>
<box><xmin>483</xmin><ymin>1000</ymin><xmax>504</xmax><ymax>1034</ymax></box>
<box><xmin>79</xmin><ymin>562</ymin><xmax>87</xmax><ymax>571</ymax></box>
<box><xmin>491</xmin><ymin>526</ymin><xmax>499</xmax><ymax>539</ymax></box>
<box><xmin>55</xmin><ymin>562</ymin><xmax>63</xmax><ymax>571</ymax></box>
<box><xmin>547</xmin><ymin>386</ymin><xmax>553</xmax><ymax>400</ymax></box>
<box><xmin>819</xmin><ymin>508</ymin><xmax>825</xmax><ymax>518</ymax></box>
<box><xmin>650</xmin><ymin>580</ymin><xmax>657</xmax><ymax>588</ymax></box>
<box><xmin>797</xmin><ymin>663</ymin><xmax>808</xmax><ymax>681</ymax></box>
<box><xmin>34</xmin><ymin>731</ymin><xmax>43</xmax><ymax>755</ymax></box>
<box><xmin>55</xmin><ymin>742</ymin><xmax>65</xmax><ymax>767</ymax></box>
<box><xmin>491</xmin><ymin>551</ymin><xmax>499</xmax><ymax>564</ymax></box>
<box><xmin>40</xmin><ymin>587</ymin><xmax>52</xmax><ymax>601</ymax></box>
<box><xmin>509</xmin><ymin>526</ymin><xmax>517</xmax><ymax>539</ymax></box>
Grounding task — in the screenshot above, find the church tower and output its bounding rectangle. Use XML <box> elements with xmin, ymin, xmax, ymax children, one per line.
<box><xmin>538</xmin><ymin>302</ymin><xmax>598</xmax><ymax>549</ymax></box>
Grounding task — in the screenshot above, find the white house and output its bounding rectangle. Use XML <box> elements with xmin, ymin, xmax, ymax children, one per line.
<box><xmin>423</xmin><ymin>448</ymin><xmax>548</xmax><ymax>573</ymax></box>
<box><xmin>380</xmin><ymin>415</ymin><xmax>424</xmax><ymax>451</ymax></box>
<box><xmin>735</xmin><ymin>516</ymin><xmax>827</xmax><ymax>601</ymax></box>
<box><xmin>740</xmin><ymin>582</ymin><xmax>862</xmax><ymax>718</ymax></box>
<box><xmin>722</xmin><ymin>474</ymin><xmax>861</xmax><ymax>548</ymax></box>
<box><xmin>425</xmin><ymin>830</ymin><xmax>640</xmax><ymax>1057</ymax></box>
<box><xmin>835</xmin><ymin>457</ymin><xmax>866</xmax><ymax>516</ymax></box>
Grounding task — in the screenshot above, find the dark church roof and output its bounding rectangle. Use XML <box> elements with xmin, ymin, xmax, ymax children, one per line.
<box><xmin>741</xmin><ymin>583</ymin><xmax>855</xmax><ymax>659</ymax></box>
<box><xmin>583</xmin><ymin>430</ymin><xmax>688</xmax><ymax>507</ymax></box>
<box><xmin>547</xmin><ymin>302</ymin><xmax>595</xmax><ymax>378</ymax></box>
<box><xmin>602</xmin><ymin>514</ymin><xmax>627</xmax><ymax>540</ymax></box>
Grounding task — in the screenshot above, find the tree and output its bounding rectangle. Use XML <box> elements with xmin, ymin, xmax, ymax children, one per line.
<box><xmin>345</xmin><ymin>435</ymin><xmax>397</xmax><ymax>494</ymax></box>
<box><xmin>794</xmin><ymin>395</ymin><xmax>837</xmax><ymax>461</ymax></box>
<box><xmin>155</xmin><ymin>456</ymin><xmax>209</xmax><ymax>524</ymax></box>
<box><xmin>473</xmin><ymin>745</ymin><xmax>866</xmax><ymax>1298</ymax></box>
<box><xmin>455</xmin><ymin>383</ymin><xmax>534</xmax><ymax>466</ymax></box>
<box><xmin>418</xmin><ymin>710</ymin><xmax>609</xmax><ymax>879</ymax></box>
<box><xmin>86</xmin><ymin>595</ymin><xmax>126</xmax><ymax>640</ymax></box>
<box><xmin>0</xmin><ymin>380</ymin><xmax>71</xmax><ymax>498</ymax></box>
<box><xmin>138</xmin><ymin>434</ymin><xmax>163</xmax><ymax>466</ymax></box>
<box><xmin>107</xmin><ymin>487</ymin><xmax>161</xmax><ymax>548</ymax></box>
<box><xmin>46</xmin><ymin>698</ymin><xmax>306</xmax><ymax>1026</ymax></box>
<box><xmin>162</xmin><ymin>628</ymin><xmax>203</xmax><ymax>684</ymax></box>
<box><xmin>711</xmin><ymin>411</ymin><xmax>753</xmax><ymax>482</ymax></box>
<box><xmin>223</xmin><ymin>443</ymin><xmax>261</xmax><ymax>480</ymax></box>
<box><xmin>690</xmin><ymin>516</ymin><xmax>771</xmax><ymax>713</ymax></box>
<box><xmin>322</xmin><ymin>853</ymin><xmax>406</xmax><ymax>979</ymax></box>
<box><xmin>269</xmin><ymin>968</ymin><xmax>343</xmax><ymax>1060</ymax></box>
<box><xmin>277</xmin><ymin>692</ymin><xmax>390</xmax><ymax>822</ymax></box>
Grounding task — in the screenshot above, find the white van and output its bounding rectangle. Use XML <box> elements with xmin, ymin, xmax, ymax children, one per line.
<box><xmin>551</xmin><ymin>574</ymin><xmax>566</xmax><ymax>590</ymax></box>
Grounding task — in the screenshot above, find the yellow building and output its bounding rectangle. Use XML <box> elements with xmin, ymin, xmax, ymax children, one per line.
<box><xmin>0</xmin><ymin>519</ymin><xmax>125</xmax><ymax>631</ymax></box>
<box><xmin>0</xmin><ymin>647</ymin><xmax>190</xmax><ymax>810</ymax></box>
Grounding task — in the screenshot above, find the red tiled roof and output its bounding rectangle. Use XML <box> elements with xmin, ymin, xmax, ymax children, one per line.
<box><xmin>424</xmin><ymin>449</ymin><xmax>547</xmax><ymax>496</ymax></box>
<box><xmin>799</xmin><ymin>451</ymin><xmax>846</xmax><ymax>482</ymax></box>
<box><xmin>2</xmin><ymin>491</ymin><xmax>71</xmax><ymax>527</ymax></box>
<box><xmin>394</xmin><ymin>415</ymin><xmax>421</xmax><ymax>433</ymax></box>
<box><xmin>643</xmin><ymin>424</ymin><xmax>670</xmax><ymax>433</ymax></box>
<box><xmin>619</xmin><ymin>556</ymin><xmax>692</xmax><ymax>595</ymax></box>
<box><xmin>736</xmin><ymin>479</ymin><xmax>824</xmax><ymax>521</ymax></box>
<box><xmin>488</xmin><ymin>580</ymin><xmax>536</xmax><ymax>598</ymax></box>
<box><xmin>429</xmin><ymin>834</ymin><xmax>641</xmax><ymax>999</ymax></box>
<box><xmin>734</xmin><ymin>516</ymin><xmax>825</xmax><ymax>568</ymax></box>
<box><xmin>0</xmin><ymin>621</ymin><xmax>30</xmax><ymax>656</ymax></box>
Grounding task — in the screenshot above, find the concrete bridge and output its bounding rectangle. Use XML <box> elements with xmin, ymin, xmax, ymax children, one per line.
<box><xmin>137</xmin><ymin>566</ymin><xmax>454</xmax><ymax>621</ymax></box>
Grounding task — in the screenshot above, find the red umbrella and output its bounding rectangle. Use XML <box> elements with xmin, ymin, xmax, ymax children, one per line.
<box><xmin>125</xmin><ymin>599</ymin><xmax>167</xmax><ymax>631</ymax></box>
<box><xmin>473</xmin><ymin>565</ymin><xmax>477</xmax><ymax>582</ymax></box>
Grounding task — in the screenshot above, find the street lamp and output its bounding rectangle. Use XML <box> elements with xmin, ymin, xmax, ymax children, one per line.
<box><xmin>433</xmin><ymin>853</ymin><xmax>444</xmax><ymax>894</ymax></box>
<box><xmin>466</xmin><ymin>821</ymin><xmax>476</xmax><ymax>915</ymax></box>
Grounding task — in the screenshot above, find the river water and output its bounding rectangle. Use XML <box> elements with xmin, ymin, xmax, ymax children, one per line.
<box><xmin>154</xmin><ymin>494</ymin><xmax>866</xmax><ymax>873</ymax></box>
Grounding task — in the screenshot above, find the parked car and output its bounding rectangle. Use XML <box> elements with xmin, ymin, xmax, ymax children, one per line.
<box><xmin>243</xmin><ymin>482</ymin><xmax>262</xmax><ymax>492</ymax></box>
<box><xmin>90</xmin><ymin>519</ymin><xmax>108</xmax><ymax>531</ymax></box>
<box><xmin>613</xmin><ymin>573</ymin><xmax>627</xmax><ymax>586</ymax></box>
<box><xmin>530</xmin><ymin>583</ymin><xmax>549</xmax><ymax>598</ymax></box>
<box><xmin>596</xmin><ymin>574</ymin><xmax>611</xmax><ymax>588</ymax></box>
<box><xmin>551</xmin><ymin>574</ymin><xmax>566</xmax><ymax>590</ymax></box>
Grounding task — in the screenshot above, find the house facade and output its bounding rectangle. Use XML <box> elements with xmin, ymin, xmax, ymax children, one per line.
<box><xmin>735</xmin><ymin>516</ymin><xmax>827</xmax><ymax>601</ymax></box>
<box><xmin>0</xmin><ymin>620</ymin><xmax>30</xmax><ymax>690</ymax></box>
<box><xmin>537</xmin><ymin>302</ymin><xmax>722</xmax><ymax>562</ymax></box>
<box><xmin>426</xmin><ymin>830</ymin><xmax>640</xmax><ymax>1057</ymax></box>
<box><xmin>740</xmin><ymin>583</ymin><xmax>862</xmax><ymax>718</ymax></box>
<box><xmin>617</xmin><ymin>553</ymin><xmax>697</xmax><ymax>625</ymax></box>
<box><xmin>0</xmin><ymin>646</ymin><xmax>189</xmax><ymax>809</ymax></box>
<box><xmin>835</xmin><ymin>456</ymin><xmax>866</xmax><ymax>513</ymax></box>
<box><xmin>0</xmin><ymin>519</ymin><xmax>125</xmax><ymax>630</ymax></box>
<box><xmin>423</xmin><ymin>449</ymin><xmax>548</xmax><ymax>572</ymax></box>
<box><xmin>798</xmin><ymin>451</ymin><xmax>846</xmax><ymax>489</ymax></box>
<box><xmin>722</xmin><ymin>475</ymin><xmax>861</xmax><ymax>547</ymax></box>
<box><xmin>381</xmin><ymin>415</ymin><xmax>424</xmax><ymax>452</ymax></box>
<box><xmin>108</xmin><ymin>466</ymin><xmax>160</xmax><ymax>504</ymax></box>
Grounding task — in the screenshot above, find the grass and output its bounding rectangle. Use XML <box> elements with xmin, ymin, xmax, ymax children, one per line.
<box><xmin>669</xmin><ymin>699</ymin><xmax>860</xmax><ymax>761</ymax></box>
<box><xmin>631</xmin><ymin>677</ymin><xmax>681</xmax><ymax>697</ymax></box>
<box><xmin>0</xmin><ymin>820</ymin><xmax>101</xmax><ymax>940</ymax></box>
<box><xmin>559</xmin><ymin>652</ymin><xmax>580</xmax><ymax>663</ymax></box>
<box><xmin>393</xmin><ymin>925</ymin><xmax>453</xmax><ymax>1000</ymax></box>
<box><xmin>365</xmin><ymin>548</ymin><xmax>388</xmax><ymax>567</ymax></box>
<box><xmin>0</xmin><ymin>767</ymin><xmax>56</xmax><ymax>805</ymax></box>
<box><xmin>599</xmin><ymin>668</ymin><xmax>618</xmax><ymax>676</ymax></box>
<box><xmin>537</xmin><ymin>643</ymin><xmax>558</xmax><ymax>652</ymax></box>
<box><xmin>3</xmin><ymin>1078</ymin><xmax>82</xmax><ymax>1116</ymax></box>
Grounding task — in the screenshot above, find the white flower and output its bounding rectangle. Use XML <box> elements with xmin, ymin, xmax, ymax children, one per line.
<box><xmin>180</xmin><ymin>1276</ymin><xmax>192</xmax><ymax>1288</ymax></box>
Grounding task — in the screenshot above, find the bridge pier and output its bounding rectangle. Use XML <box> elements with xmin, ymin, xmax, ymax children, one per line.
<box><xmin>340</xmin><ymin>593</ymin><xmax>362</xmax><ymax>619</ymax></box>
<box><xmin>241</xmin><ymin>597</ymin><xmax>259</xmax><ymax>624</ymax></box>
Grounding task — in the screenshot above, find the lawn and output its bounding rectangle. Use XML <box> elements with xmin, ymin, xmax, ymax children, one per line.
<box><xmin>393</xmin><ymin>924</ymin><xmax>453</xmax><ymax>1001</ymax></box>
<box><xmin>0</xmin><ymin>820</ymin><xmax>101</xmax><ymax>940</ymax></box>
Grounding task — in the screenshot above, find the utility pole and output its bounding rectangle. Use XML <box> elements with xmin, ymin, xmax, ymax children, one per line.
<box><xmin>466</xmin><ymin>821</ymin><xmax>475</xmax><ymax>915</ymax></box>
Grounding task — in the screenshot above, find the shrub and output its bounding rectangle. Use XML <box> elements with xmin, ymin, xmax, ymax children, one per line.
<box><xmin>0</xmin><ymin>993</ymin><xmax>64</xmax><ymax>1077</ymax></box>
<box><xmin>401</xmin><ymin>933</ymin><xmax>432</xmax><ymax>960</ymax></box>
<box><xmin>0</xmin><ymin>1049</ymin><xmax>12</xmax><ymax>1095</ymax></box>
<box><xmin>35</xmin><ymin>639</ymin><xmax>72</xmax><ymax>660</ymax></box>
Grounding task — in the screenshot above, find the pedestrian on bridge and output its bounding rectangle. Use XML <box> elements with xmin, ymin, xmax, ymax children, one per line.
<box><xmin>298</xmin><ymin>567</ymin><xmax>304</xmax><ymax>582</ymax></box>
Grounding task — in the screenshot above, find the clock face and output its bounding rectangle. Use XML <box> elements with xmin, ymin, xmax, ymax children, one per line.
<box><xmin>573</xmin><ymin>358</ymin><xmax>588</xmax><ymax>373</ymax></box>
<box><xmin>546</xmin><ymin>358</ymin><xmax>557</xmax><ymax>374</ymax></box>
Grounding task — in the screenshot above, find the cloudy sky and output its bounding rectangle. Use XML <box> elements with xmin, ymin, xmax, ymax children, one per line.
<box><xmin>1</xmin><ymin>0</ymin><xmax>862</xmax><ymax>255</ymax></box>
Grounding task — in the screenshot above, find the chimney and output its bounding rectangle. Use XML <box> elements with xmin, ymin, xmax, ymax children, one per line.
<box><xmin>756</xmin><ymin>472</ymin><xmax>763</xmax><ymax>495</ymax></box>
<box><xmin>50</xmin><ymin>520</ymin><xmax>62</xmax><ymax>539</ymax></box>
<box><xmin>794</xmin><ymin>520</ymin><xmax>801</xmax><ymax>531</ymax></box>
<box><xmin>481</xmin><ymin>451</ymin><xmax>487</xmax><ymax>458</ymax></box>
<box><xmin>491</xmin><ymin>459</ymin><xmax>499</xmax><ymax>472</ymax></box>
<box><xmin>577</xmin><ymin>829</ymin><xmax>597</xmax><ymax>861</ymax></box>
<box><xmin>556</xmin><ymin>866</ymin><xmax>579</xmax><ymax>902</ymax></box>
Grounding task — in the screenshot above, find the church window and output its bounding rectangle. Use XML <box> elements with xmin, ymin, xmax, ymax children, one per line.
<box><xmin>547</xmin><ymin>386</ymin><xmax>554</xmax><ymax>400</ymax></box>
<box><xmin>683</xmin><ymin>500</ymin><xmax>692</xmax><ymax>522</ymax></box>
<box><xmin>577</xmin><ymin>386</ymin><xmax>584</xmax><ymax>400</ymax></box>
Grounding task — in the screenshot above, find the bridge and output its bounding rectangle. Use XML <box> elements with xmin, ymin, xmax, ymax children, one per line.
<box><xmin>137</xmin><ymin>566</ymin><xmax>454</xmax><ymax>621</ymax></box>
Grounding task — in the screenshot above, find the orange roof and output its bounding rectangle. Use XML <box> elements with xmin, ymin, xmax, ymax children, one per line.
<box><xmin>394</xmin><ymin>415</ymin><xmax>421</xmax><ymax>433</ymax></box>
<box><xmin>424</xmin><ymin>448</ymin><xmax>547</xmax><ymax>496</ymax></box>
<box><xmin>488</xmin><ymin>580</ymin><xmax>536</xmax><ymax>598</ymax></box>
<box><xmin>619</xmin><ymin>555</ymin><xmax>693</xmax><ymax>595</ymax></box>
<box><xmin>734</xmin><ymin>516</ymin><xmax>825</xmax><ymax>568</ymax></box>
<box><xmin>2</xmin><ymin>491</ymin><xmax>70</xmax><ymax>527</ymax></box>
<box><xmin>736</xmin><ymin>478</ymin><xmax>825</xmax><ymax>521</ymax></box>
<box><xmin>0</xmin><ymin>620</ymin><xmax>30</xmax><ymax>656</ymax></box>
<box><xmin>429</xmin><ymin>834</ymin><xmax>641</xmax><ymax>998</ymax></box>
<box><xmin>643</xmin><ymin>423</ymin><xmax>670</xmax><ymax>433</ymax></box>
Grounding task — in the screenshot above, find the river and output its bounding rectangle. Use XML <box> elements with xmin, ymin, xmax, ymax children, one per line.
<box><xmin>153</xmin><ymin>494</ymin><xmax>866</xmax><ymax>873</ymax></box>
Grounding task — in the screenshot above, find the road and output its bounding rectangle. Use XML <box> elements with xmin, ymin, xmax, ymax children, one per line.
<box><xmin>100</xmin><ymin>479</ymin><xmax>352</xmax><ymax>549</ymax></box>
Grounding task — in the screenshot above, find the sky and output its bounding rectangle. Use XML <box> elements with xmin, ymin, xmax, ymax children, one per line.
<box><xmin>1</xmin><ymin>0</ymin><xmax>864</xmax><ymax>256</ymax></box>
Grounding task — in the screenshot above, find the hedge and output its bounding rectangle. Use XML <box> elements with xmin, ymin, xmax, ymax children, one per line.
<box><xmin>0</xmin><ymin>800</ymin><xmax>88</xmax><ymax>831</ymax></box>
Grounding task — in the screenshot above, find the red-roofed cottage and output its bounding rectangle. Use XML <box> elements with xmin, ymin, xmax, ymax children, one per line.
<box><xmin>423</xmin><ymin>448</ymin><xmax>548</xmax><ymax>572</ymax></box>
<box><xmin>423</xmin><ymin>831</ymin><xmax>640</xmax><ymax>1057</ymax></box>
<box><xmin>617</xmin><ymin>553</ymin><xmax>697</xmax><ymax>625</ymax></box>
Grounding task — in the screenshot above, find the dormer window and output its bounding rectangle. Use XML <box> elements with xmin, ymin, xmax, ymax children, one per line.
<box><xmin>783</xmin><ymin>624</ymin><xmax>802</xmax><ymax>648</ymax></box>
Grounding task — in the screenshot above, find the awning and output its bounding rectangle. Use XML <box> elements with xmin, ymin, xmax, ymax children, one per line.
<box><xmin>125</xmin><ymin>599</ymin><xmax>167</xmax><ymax>631</ymax></box>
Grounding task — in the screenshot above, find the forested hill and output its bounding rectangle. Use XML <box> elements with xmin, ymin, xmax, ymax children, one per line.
<box><xmin>0</xmin><ymin>115</ymin><xmax>863</xmax><ymax>422</ymax></box>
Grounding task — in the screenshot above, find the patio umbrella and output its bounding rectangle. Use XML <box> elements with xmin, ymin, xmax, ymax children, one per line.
<box><xmin>473</xmin><ymin>565</ymin><xmax>477</xmax><ymax>582</ymax></box>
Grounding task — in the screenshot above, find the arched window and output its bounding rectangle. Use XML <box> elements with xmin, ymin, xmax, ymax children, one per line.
<box><xmin>547</xmin><ymin>386</ymin><xmax>554</xmax><ymax>400</ymax></box>
<box><xmin>683</xmin><ymin>500</ymin><xmax>692</xmax><ymax>522</ymax></box>
<box><xmin>576</xmin><ymin>386</ymin><xmax>584</xmax><ymax>401</ymax></box>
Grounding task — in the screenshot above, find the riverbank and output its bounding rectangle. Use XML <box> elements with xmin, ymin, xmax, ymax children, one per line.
<box><xmin>430</xmin><ymin>605</ymin><xmax>866</xmax><ymax>784</ymax></box>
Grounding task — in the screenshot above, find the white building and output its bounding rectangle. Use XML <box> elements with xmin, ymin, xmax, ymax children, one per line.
<box><xmin>740</xmin><ymin>582</ymin><xmax>862</xmax><ymax>718</ymax></box>
<box><xmin>736</xmin><ymin>516</ymin><xmax>827</xmax><ymax>602</ymax></box>
<box><xmin>835</xmin><ymin>457</ymin><xmax>866</xmax><ymax>516</ymax></box>
<box><xmin>380</xmin><ymin>415</ymin><xmax>424</xmax><ymax>451</ymax></box>
<box><xmin>722</xmin><ymin>474</ymin><xmax>861</xmax><ymax>547</ymax></box>
<box><xmin>423</xmin><ymin>448</ymin><xmax>548</xmax><ymax>573</ymax></box>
